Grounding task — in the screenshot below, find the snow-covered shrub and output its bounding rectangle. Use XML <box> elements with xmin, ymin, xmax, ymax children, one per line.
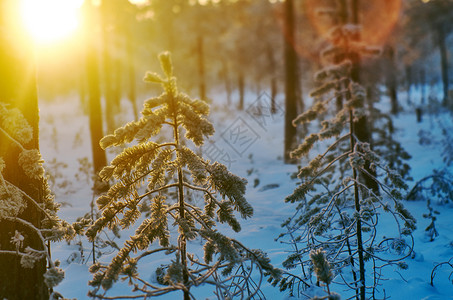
<box><xmin>423</xmin><ymin>198</ymin><xmax>439</xmax><ymax>242</ymax></box>
<box><xmin>86</xmin><ymin>52</ymin><xmax>280</xmax><ymax>299</ymax></box>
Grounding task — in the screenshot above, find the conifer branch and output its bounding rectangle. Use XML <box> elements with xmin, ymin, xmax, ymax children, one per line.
<box><xmin>5</xmin><ymin>216</ymin><xmax>46</xmax><ymax>247</ymax></box>
<box><xmin>322</xmin><ymin>182</ymin><xmax>355</xmax><ymax>216</ymax></box>
<box><xmin>309</xmin><ymin>227</ymin><xmax>357</xmax><ymax>247</ymax></box>
<box><xmin>300</xmin><ymin>150</ymin><xmax>352</xmax><ymax>182</ymax></box>
<box><xmin>190</xmin><ymin>261</ymin><xmax>222</xmax><ymax>286</ymax></box>
<box><xmin>133</xmin><ymin>279</ymin><xmax>178</xmax><ymax>294</ymax></box>
<box><xmin>157</xmin><ymin>142</ymin><xmax>177</xmax><ymax>149</ymax></box>
<box><xmin>182</xmin><ymin>207</ymin><xmax>208</xmax><ymax>229</ymax></box>
<box><xmin>135</xmin><ymin>247</ymin><xmax>176</xmax><ymax>261</ymax></box>
<box><xmin>167</xmin><ymin>210</ymin><xmax>178</xmax><ymax>220</ymax></box>
<box><xmin>183</xmin><ymin>203</ymin><xmax>213</xmax><ymax>230</ymax></box>
<box><xmin>0</xmin><ymin>126</ymin><xmax>26</xmax><ymax>151</ymax></box>
<box><xmin>133</xmin><ymin>278</ymin><xmax>186</xmax><ymax>296</ymax></box>
<box><xmin>182</xmin><ymin>182</ymin><xmax>221</xmax><ymax>205</ymax></box>
<box><xmin>356</xmin><ymin>165</ymin><xmax>407</xmax><ymax>201</ymax></box>
<box><xmin>0</xmin><ymin>249</ymin><xmax>41</xmax><ymax>257</ymax></box>
<box><xmin>137</xmin><ymin>183</ymin><xmax>179</xmax><ymax>200</ymax></box>
<box><xmin>89</xmin><ymin>292</ymin><xmax>164</xmax><ymax>299</ymax></box>
<box><xmin>98</xmin><ymin>167</ymin><xmax>157</xmax><ymax>210</ymax></box>
<box><xmin>0</xmin><ymin>172</ymin><xmax>11</xmax><ymax>195</ymax></box>
<box><xmin>3</xmin><ymin>216</ymin><xmax>60</xmax><ymax>270</ymax></box>
<box><xmin>5</xmin><ymin>179</ymin><xmax>53</xmax><ymax>220</ymax></box>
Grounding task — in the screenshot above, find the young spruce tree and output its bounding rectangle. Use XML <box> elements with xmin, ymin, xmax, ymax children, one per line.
<box><xmin>278</xmin><ymin>7</ymin><xmax>417</xmax><ymax>299</ymax></box>
<box><xmin>86</xmin><ymin>52</ymin><xmax>279</xmax><ymax>299</ymax></box>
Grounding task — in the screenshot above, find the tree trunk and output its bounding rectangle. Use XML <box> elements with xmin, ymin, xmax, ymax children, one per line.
<box><xmin>284</xmin><ymin>0</ymin><xmax>299</xmax><ymax>164</ymax></box>
<box><xmin>350</xmin><ymin>1</ymin><xmax>369</xmax><ymax>298</ymax></box>
<box><xmin>170</xmin><ymin>90</ymin><xmax>190</xmax><ymax>300</ymax></box>
<box><xmin>335</xmin><ymin>0</ymin><xmax>348</xmax><ymax>112</ymax></box>
<box><xmin>267</xmin><ymin>44</ymin><xmax>278</xmax><ymax>114</ymax></box>
<box><xmin>350</xmin><ymin>59</ymin><xmax>368</xmax><ymax>300</ymax></box>
<box><xmin>0</xmin><ymin>1</ymin><xmax>48</xmax><ymax>298</ymax></box>
<box><xmin>84</xmin><ymin>2</ymin><xmax>108</xmax><ymax>177</ymax></box>
<box><xmin>126</xmin><ymin>31</ymin><xmax>138</xmax><ymax>121</ymax></box>
<box><xmin>406</xmin><ymin>65</ymin><xmax>412</xmax><ymax>105</ymax></box>
<box><xmin>197</xmin><ymin>35</ymin><xmax>206</xmax><ymax>100</ymax></box>
<box><xmin>437</xmin><ymin>24</ymin><xmax>449</xmax><ymax>107</ymax></box>
<box><xmin>349</xmin><ymin>0</ymin><xmax>379</xmax><ymax>195</ymax></box>
<box><xmin>238</xmin><ymin>72</ymin><xmax>245</xmax><ymax>110</ymax></box>
<box><xmin>349</xmin><ymin>112</ymin><xmax>366</xmax><ymax>300</ymax></box>
<box><xmin>101</xmin><ymin>1</ymin><xmax>116</xmax><ymax>133</ymax></box>
<box><xmin>113</xmin><ymin>58</ymin><xmax>122</xmax><ymax>111</ymax></box>
<box><xmin>271</xmin><ymin>77</ymin><xmax>278</xmax><ymax>114</ymax></box>
<box><xmin>385</xmin><ymin>45</ymin><xmax>399</xmax><ymax>115</ymax></box>
<box><xmin>222</xmin><ymin>61</ymin><xmax>232</xmax><ymax>106</ymax></box>
<box><xmin>420</xmin><ymin>68</ymin><xmax>426</xmax><ymax>106</ymax></box>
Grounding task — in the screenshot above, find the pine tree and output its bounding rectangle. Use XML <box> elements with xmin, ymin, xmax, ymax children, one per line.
<box><xmin>86</xmin><ymin>52</ymin><xmax>280</xmax><ymax>299</ymax></box>
<box><xmin>278</xmin><ymin>6</ymin><xmax>417</xmax><ymax>299</ymax></box>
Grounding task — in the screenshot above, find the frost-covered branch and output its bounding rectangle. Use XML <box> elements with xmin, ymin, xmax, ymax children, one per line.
<box><xmin>137</xmin><ymin>183</ymin><xmax>179</xmax><ymax>200</ymax></box>
<box><xmin>4</xmin><ymin>179</ymin><xmax>53</xmax><ymax>220</ymax></box>
<box><xmin>0</xmin><ymin>126</ymin><xmax>26</xmax><ymax>151</ymax></box>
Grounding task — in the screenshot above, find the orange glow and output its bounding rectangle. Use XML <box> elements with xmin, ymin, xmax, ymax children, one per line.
<box><xmin>304</xmin><ymin>0</ymin><xmax>402</xmax><ymax>46</ymax></box>
<box><xmin>129</xmin><ymin>0</ymin><xmax>149</xmax><ymax>5</ymax></box>
<box><xmin>19</xmin><ymin>0</ymin><xmax>83</xmax><ymax>45</ymax></box>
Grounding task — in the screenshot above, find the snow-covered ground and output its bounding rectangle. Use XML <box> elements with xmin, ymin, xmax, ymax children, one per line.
<box><xmin>39</xmin><ymin>90</ymin><xmax>453</xmax><ymax>299</ymax></box>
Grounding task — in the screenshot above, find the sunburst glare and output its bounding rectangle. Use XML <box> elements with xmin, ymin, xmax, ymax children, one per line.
<box><xmin>20</xmin><ymin>0</ymin><xmax>84</xmax><ymax>44</ymax></box>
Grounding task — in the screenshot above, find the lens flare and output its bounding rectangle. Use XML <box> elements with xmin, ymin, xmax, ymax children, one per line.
<box><xmin>304</xmin><ymin>0</ymin><xmax>402</xmax><ymax>46</ymax></box>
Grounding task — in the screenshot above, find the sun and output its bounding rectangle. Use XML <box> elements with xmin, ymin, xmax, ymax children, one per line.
<box><xmin>20</xmin><ymin>0</ymin><xmax>84</xmax><ymax>44</ymax></box>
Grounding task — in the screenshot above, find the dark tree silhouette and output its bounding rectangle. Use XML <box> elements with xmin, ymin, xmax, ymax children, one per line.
<box><xmin>283</xmin><ymin>0</ymin><xmax>301</xmax><ymax>164</ymax></box>
<box><xmin>0</xmin><ymin>1</ymin><xmax>47</xmax><ymax>298</ymax></box>
<box><xmin>82</xmin><ymin>1</ymin><xmax>108</xmax><ymax>179</ymax></box>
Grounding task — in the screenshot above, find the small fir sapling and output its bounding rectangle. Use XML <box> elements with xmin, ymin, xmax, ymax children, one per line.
<box><xmin>277</xmin><ymin>14</ymin><xmax>417</xmax><ymax>299</ymax></box>
<box><xmin>86</xmin><ymin>52</ymin><xmax>280</xmax><ymax>299</ymax></box>
<box><xmin>0</xmin><ymin>103</ymin><xmax>75</xmax><ymax>294</ymax></box>
<box><xmin>423</xmin><ymin>198</ymin><xmax>439</xmax><ymax>242</ymax></box>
